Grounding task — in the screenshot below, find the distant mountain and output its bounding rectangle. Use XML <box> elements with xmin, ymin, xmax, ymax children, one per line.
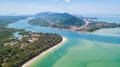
<box><xmin>0</xmin><ymin>16</ymin><xmax>26</xmax><ymax>27</ymax></box>
<box><xmin>28</xmin><ymin>12</ymin><xmax>85</xmax><ymax>29</ymax></box>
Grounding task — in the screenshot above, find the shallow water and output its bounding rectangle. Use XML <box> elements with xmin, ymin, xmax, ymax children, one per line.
<box><xmin>85</xmin><ymin>14</ymin><xmax>120</xmax><ymax>24</ymax></box>
<box><xmin>8</xmin><ymin>18</ymin><xmax>120</xmax><ymax>67</ymax></box>
<box><xmin>92</xmin><ymin>28</ymin><xmax>120</xmax><ymax>37</ymax></box>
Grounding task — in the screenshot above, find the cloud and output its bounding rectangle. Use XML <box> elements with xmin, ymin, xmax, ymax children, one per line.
<box><xmin>53</xmin><ymin>0</ymin><xmax>70</xmax><ymax>3</ymax></box>
<box><xmin>64</xmin><ymin>0</ymin><xmax>70</xmax><ymax>2</ymax></box>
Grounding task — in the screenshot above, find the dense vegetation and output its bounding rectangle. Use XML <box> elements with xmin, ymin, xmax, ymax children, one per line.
<box><xmin>0</xmin><ymin>27</ymin><xmax>17</xmax><ymax>46</ymax></box>
<box><xmin>0</xmin><ymin>16</ymin><xmax>63</xmax><ymax>67</ymax></box>
<box><xmin>28</xmin><ymin>12</ymin><xmax>85</xmax><ymax>29</ymax></box>
<box><xmin>0</xmin><ymin>32</ymin><xmax>62</xmax><ymax>67</ymax></box>
<box><xmin>0</xmin><ymin>16</ymin><xmax>26</xmax><ymax>45</ymax></box>
<box><xmin>28</xmin><ymin>12</ymin><xmax>120</xmax><ymax>32</ymax></box>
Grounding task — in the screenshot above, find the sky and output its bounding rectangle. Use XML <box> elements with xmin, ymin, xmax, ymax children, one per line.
<box><xmin>0</xmin><ymin>0</ymin><xmax>120</xmax><ymax>15</ymax></box>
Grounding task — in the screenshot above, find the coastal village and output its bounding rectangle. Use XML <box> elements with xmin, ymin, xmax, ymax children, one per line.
<box><xmin>68</xmin><ymin>18</ymin><xmax>120</xmax><ymax>32</ymax></box>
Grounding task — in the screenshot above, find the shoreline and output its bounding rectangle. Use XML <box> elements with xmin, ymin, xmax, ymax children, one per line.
<box><xmin>22</xmin><ymin>36</ymin><xmax>67</xmax><ymax>67</ymax></box>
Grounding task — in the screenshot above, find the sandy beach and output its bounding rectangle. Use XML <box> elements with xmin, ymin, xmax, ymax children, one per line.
<box><xmin>22</xmin><ymin>37</ymin><xmax>67</xmax><ymax>67</ymax></box>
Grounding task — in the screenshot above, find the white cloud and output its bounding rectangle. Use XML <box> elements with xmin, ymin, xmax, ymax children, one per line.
<box><xmin>52</xmin><ymin>0</ymin><xmax>70</xmax><ymax>3</ymax></box>
<box><xmin>64</xmin><ymin>0</ymin><xmax>70</xmax><ymax>2</ymax></box>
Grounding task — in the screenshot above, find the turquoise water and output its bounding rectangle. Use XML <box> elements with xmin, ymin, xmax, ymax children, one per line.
<box><xmin>94</xmin><ymin>17</ymin><xmax>120</xmax><ymax>24</ymax></box>
<box><xmin>84</xmin><ymin>14</ymin><xmax>120</xmax><ymax>24</ymax></box>
<box><xmin>13</xmin><ymin>32</ymin><xmax>23</xmax><ymax>38</ymax></box>
<box><xmin>8</xmin><ymin>18</ymin><xmax>120</xmax><ymax>67</ymax></box>
<box><xmin>91</xmin><ymin>28</ymin><xmax>120</xmax><ymax>37</ymax></box>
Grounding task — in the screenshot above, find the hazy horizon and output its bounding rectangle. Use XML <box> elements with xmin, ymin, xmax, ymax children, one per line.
<box><xmin>0</xmin><ymin>0</ymin><xmax>120</xmax><ymax>15</ymax></box>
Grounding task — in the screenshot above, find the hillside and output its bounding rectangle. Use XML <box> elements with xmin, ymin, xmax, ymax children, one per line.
<box><xmin>28</xmin><ymin>12</ymin><xmax>85</xmax><ymax>29</ymax></box>
<box><xmin>28</xmin><ymin>12</ymin><xmax>120</xmax><ymax>32</ymax></box>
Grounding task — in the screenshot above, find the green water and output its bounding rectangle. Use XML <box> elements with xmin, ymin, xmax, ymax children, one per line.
<box><xmin>53</xmin><ymin>40</ymin><xmax>120</xmax><ymax>67</ymax></box>
<box><xmin>30</xmin><ymin>39</ymin><xmax>120</xmax><ymax>67</ymax></box>
<box><xmin>92</xmin><ymin>28</ymin><xmax>120</xmax><ymax>37</ymax></box>
<box><xmin>8</xmin><ymin>18</ymin><xmax>120</xmax><ymax>67</ymax></box>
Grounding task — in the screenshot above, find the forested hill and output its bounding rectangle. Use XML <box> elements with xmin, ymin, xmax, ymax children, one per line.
<box><xmin>28</xmin><ymin>12</ymin><xmax>120</xmax><ymax>32</ymax></box>
<box><xmin>28</xmin><ymin>12</ymin><xmax>85</xmax><ymax>29</ymax></box>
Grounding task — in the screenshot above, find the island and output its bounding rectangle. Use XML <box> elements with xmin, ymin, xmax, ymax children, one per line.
<box><xmin>28</xmin><ymin>12</ymin><xmax>120</xmax><ymax>32</ymax></box>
